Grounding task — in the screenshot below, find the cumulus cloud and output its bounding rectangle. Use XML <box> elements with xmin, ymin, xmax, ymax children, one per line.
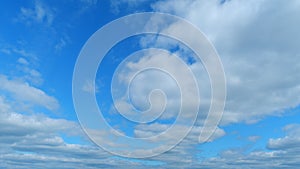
<box><xmin>145</xmin><ymin>0</ymin><xmax>300</xmax><ymax>125</ymax></box>
<box><xmin>112</xmin><ymin>50</ymin><xmax>202</xmax><ymax>121</ymax></box>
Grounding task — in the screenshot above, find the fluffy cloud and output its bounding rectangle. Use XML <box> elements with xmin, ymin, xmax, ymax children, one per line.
<box><xmin>108</xmin><ymin>47</ymin><xmax>222</xmax><ymax>154</ymax></box>
<box><xmin>102</xmin><ymin>1</ymin><xmax>300</xmax><ymax>167</ymax></box>
<box><xmin>112</xmin><ymin>49</ymin><xmax>202</xmax><ymax>121</ymax></box>
<box><xmin>147</xmin><ymin>0</ymin><xmax>300</xmax><ymax>125</ymax></box>
<box><xmin>106</xmin><ymin>0</ymin><xmax>300</xmax><ymax>158</ymax></box>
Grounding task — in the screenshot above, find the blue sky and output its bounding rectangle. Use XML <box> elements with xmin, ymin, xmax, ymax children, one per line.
<box><xmin>0</xmin><ymin>0</ymin><xmax>300</xmax><ymax>168</ymax></box>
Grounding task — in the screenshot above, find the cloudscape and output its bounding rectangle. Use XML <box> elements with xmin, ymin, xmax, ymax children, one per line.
<box><xmin>0</xmin><ymin>0</ymin><xmax>300</xmax><ymax>168</ymax></box>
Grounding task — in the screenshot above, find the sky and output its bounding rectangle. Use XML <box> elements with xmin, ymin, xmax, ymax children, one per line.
<box><xmin>0</xmin><ymin>0</ymin><xmax>300</xmax><ymax>168</ymax></box>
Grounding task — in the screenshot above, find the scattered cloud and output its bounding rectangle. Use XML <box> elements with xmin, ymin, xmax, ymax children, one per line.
<box><xmin>1</xmin><ymin>47</ymin><xmax>43</xmax><ymax>85</ymax></box>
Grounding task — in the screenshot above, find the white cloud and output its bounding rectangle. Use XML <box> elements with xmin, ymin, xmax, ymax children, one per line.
<box><xmin>195</xmin><ymin>123</ymin><xmax>300</xmax><ymax>168</ymax></box>
<box><xmin>13</xmin><ymin>48</ymin><xmax>37</xmax><ymax>60</ymax></box>
<box><xmin>19</xmin><ymin>67</ymin><xmax>44</xmax><ymax>85</ymax></box>
<box><xmin>135</xmin><ymin>123</ymin><xmax>225</xmax><ymax>143</ymax></box>
<box><xmin>19</xmin><ymin>1</ymin><xmax>54</xmax><ymax>25</ymax></box>
<box><xmin>110</xmin><ymin>0</ymin><xmax>152</xmax><ymax>14</ymax></box>
<box><xmin>111</xmin><ymin>50</ymin><xmax>203</xmax><ymax>121</ymax></box>
<box><xmin>1</xmin><ymin>0</ymin><xmax>300</xmax><ymax>168</ymax></box>
<box><xmin>17</xmin><ymin>57</ymin><xmax>29</xmax><ymax>65</ymax></box>
<box><xmin>101</xmin><ymin>2</ymin><xmax>300</xmax><ymax>164</ymax></box>
<box><xmin>0</xmin><ymin>98</ymin><xmax>120</xmax><ymax>169</ymax></box>
<box><xmin>0</xmin><ymin>109</ymin><xmax>163</xmax><ymax>168</ymax></box>
<box><xmin>267</xmin><ymin>124</ymin><xmax>300</xmax><ymax>150</ymax></box>
<box><xmin>8</xmin><ymin>49</ymin><xmax>44</xmax><ymax>85</ymax></box>
<box><xmin>145</xmin><ymin>0</ymin><xmax>300</xmax><ymax>125</ymax></box>
<box><xmin>0</xmin><ymin>75</ymin><xmax>59</xmax><ymax>111</ymax></box>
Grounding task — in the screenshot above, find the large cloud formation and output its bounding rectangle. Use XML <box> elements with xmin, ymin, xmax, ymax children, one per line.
<box><xmin>149</xmin><ymin>0</ymin><xmax>300</xmax><ymax>124</ymax></box>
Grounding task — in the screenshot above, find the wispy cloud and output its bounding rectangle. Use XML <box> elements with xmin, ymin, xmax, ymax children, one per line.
<box><xmin>17</xmin><ymin>57</ymin><xmax>29</xmax><ymax>65</ymax></box>
<box><xmin>19</xmin><ymin>1</ymin><xmax>54</xmax><ymax>26</ymax></box>
<box><xmin>110</xmin><ymin>0</ymin><xmax>153</xmax><ymax>14</ymax></box>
